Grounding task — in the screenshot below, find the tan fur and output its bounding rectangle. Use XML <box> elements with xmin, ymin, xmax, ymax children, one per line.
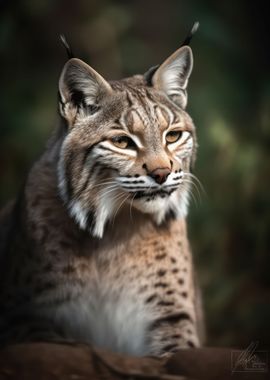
<box><xmin>0</xmin><ymin>45</ymin><xmax>203</xmax><ymax>356</ymax></box>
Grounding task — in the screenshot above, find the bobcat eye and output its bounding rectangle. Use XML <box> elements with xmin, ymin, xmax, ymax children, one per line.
<box><xmin>165</xmin><ymin>130</ymin><xmax>183</xmax><ymax>144</ymax></box>
<box><xmin>111</xmin><ymin>136</ymin><xmax>136</xmax><ymax>149</ymax></box>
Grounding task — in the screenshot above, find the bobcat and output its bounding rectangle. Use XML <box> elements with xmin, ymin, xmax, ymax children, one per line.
<box><xmin>0</xmin><ymin>37</ymin><xmax>204</xmax><ymax>356</ymax></box>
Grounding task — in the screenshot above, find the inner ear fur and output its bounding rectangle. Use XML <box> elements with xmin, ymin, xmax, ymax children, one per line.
<box><xmin>58</xmin><ymin>58</ymin><xmax>112</xmax><ymax>123</ymax></box>
<box><xmin>151</xmin><ymin>46</ymin><xmax>193</xmax><ymax>108</ymax></box>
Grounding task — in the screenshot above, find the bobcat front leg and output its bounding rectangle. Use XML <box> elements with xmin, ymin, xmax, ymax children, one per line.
<box><xmin>147</xmin><ymin>308</ymin><xmax>200</xmax><ymax>357</ymax></box>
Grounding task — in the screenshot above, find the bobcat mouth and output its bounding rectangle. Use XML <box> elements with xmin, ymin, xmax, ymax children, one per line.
<box><xmin>133</xmin><ymin>188</ymin><xmax>176</xmax><ymax>200</ymax></box>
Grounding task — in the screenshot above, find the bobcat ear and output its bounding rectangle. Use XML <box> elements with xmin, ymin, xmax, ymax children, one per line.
<box><xmin>59</xmin><ymin>58</ymin><xmax>112</xmax><ymax>123</ymax></box>
<box><xmin>151</xmin><ymin>46</ymin><xmax>193</xmax><ymax>108</ymax></box>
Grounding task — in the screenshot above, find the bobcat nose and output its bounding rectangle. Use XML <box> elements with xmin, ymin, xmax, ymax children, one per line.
<box><xmin>149</xmin><ymin>168</ymin><xmax>171</xmax><ymax>185</ymax></box>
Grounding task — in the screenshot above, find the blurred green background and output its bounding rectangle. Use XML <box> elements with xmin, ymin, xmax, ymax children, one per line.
<box><xmin>0</xmin><ymin>0</ymin><xmax>269</xmax><ymax>348</ymax></box>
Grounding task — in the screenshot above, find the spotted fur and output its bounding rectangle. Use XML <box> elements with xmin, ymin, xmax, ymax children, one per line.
<box><xmin>0</xmin><ymin>45</ymin><xmax>204</xmax><ymax>355</ymax></box>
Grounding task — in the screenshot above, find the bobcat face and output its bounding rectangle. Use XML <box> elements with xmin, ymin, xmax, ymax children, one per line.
<box><xmin>58</xmin><ymin>46</ymin><xmax>196</xmax><ymax>238</ymax></box>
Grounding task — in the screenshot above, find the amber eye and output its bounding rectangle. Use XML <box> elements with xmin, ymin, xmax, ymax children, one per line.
<box><xmin>165</xmin><ymin>130</ymin><xmax>183</xmax><ymax>144</ymax></box>
<box><xmin>111</xmin><ymin>136</ymin><xmax>136</xmax><ymax>149</ymax></box>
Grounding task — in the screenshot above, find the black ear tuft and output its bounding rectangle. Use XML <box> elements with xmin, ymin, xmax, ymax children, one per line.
<box><xmin>144</xmin><ymin>22</ymin><xmax>199</xmax><ymax>87</ymax></box>
<box><xmin>60</xmin><ymin>34</ymin><xmax>74</xmax><ymax>59</ymax></box>
<box><xmin>181</xmin><ymin>21</ymin><xmax>200</xmax><ymax>47</ymax></box>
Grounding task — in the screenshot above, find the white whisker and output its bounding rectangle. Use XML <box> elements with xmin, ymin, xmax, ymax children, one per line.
<box><xmin>182</xmin><ymin>179</ymin><xmax>202</xmax><ymax>202</ymax></box>
<box><xmin>183</xmin><ymin>172</ymin><xmax>205</xmax><ymax>195</ymax></box>
<box><xmin>98</xmin><ymin>186</ymin><xmax>120</xmax><ymax>198</ymax></box>
<box><xmin>90</xmin><ymin>180</ymin><xmax>117</xmax><ymax>189</ymax></box>
<box><xmin>129</xmin><ymin>192</ymin><xmax>137</xmax><ymax>222</ymax></box>
<box><xmin>182</xmin><ymin>180</ymin><xmax>200</xmax><ymax>207</ymax></box>
<box><xmin>112</xmin><ymin>193</ymin><xmax>130</xmax><ymax>226</ymax></box>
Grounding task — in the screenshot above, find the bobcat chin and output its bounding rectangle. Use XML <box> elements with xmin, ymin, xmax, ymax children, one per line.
<box><xmin>0</xmin><ymin>40</ymin><xmax>204</xmax><ymax>356</ymax></box>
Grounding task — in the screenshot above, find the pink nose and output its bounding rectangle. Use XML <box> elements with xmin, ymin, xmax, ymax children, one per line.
<box><xmin>149</xmin><ymin>167</ymin><xmax>171</xmax><ymax>184</ymax></box>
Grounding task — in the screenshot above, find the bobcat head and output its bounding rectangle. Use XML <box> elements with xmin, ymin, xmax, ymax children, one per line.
<box><xmin>58</xmin><ymin>45</ymin><xmax>197</xmax><ymax>238</ymax></box>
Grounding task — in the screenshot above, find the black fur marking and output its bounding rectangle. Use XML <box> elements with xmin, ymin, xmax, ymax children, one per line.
<box><xmin>82</xmin><ymin>139</ymin><xmax>107</xmax><ymax>166</ymax></box>
<box><xmin>86</xmin><ymin>211</ymin><xmax>95</xmax><ymax>232</ymax></box>
<box><xmin>96</xmin><ymin>145</ymin><xmax>114</xmax><ymax>153</ymax></box>
<box><xmin>150</xmin><ymin>312</ymin><xmax>192</xmax><ymax>330</ymax></box>
<box><xmin>82</xmin><ymin>145</ymin><xmax>96</xmax><ymax>167</ymax></box>
<box><xmin>69</xmin><ymin>89</ymin><xmax>99</xmax><ymax>115</ymax></box>
<box><xmin>145</xmin><ymin>294</ymin><xmax>158</xmax><ymax>303</ymax></box>
<box><xmin>86</xmin><ymin>104</ymin><xmax>100</xmax><ymax>115</ymax></box>
<box><xmin>58</xmin><ymin>91</ymin><xmax>65</xmax><ymax>107</ymax></box>
<box><xmin>74</xmin><ymin>143</ymin><xmax>105</xmax><ymax>198</ymax></box>
<box><xmin>132</xmin><ymin>189</ymin><xmax>175</xmax><ymax>199</ymax></box>
<box><xmin>71</xmin><ymin>90</ymin><xmax>85</xmax><ymax>107</ymax></box>
<box><xmin>155</xmin><ymin>253</ymin><xmax>166</xmax><ymax>260</ymax></box>
<box><xmin>121</xmin><ymin>180</ymin><xmax>145</xmax><ymax>184</ymax></box>
<box><xmin>121</xmin><ymin>186</ymin><xmax>151</xmax><ymax>192</ymax></box>
<box><xmin>164</xmin><ymin>209</ymin><xmax>177</xmax><ymax>222</ymax></box>
<box><xmin>162</xmin><ymin>343</ymin><xmax>179</xmax><ymax>353</ymax></box>
<box><xmin>126</xmin><ymin>91</ymin><xmax>133</xmax><ymax>107</ymax></box>
<box><xmin>76</xmin><ymin>164</ymin><xmax>101</xmax><ymax>199</ymax></box>
<box><xmin>157</xmin><ymin>269</ymin><xmax>166</xmax><ymax>277</ymax></box>
<box><xmin>157</xmin><ymin>301</ymin><xmax>174</xmax><ymax>307</ymax></box>
<box><xmin>171</xmin><ymin>334</ymin><xmax>182</xmax><ymax>339</ymax></box>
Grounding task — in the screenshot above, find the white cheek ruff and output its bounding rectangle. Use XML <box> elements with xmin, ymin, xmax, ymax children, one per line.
<box><xmin>69</xmin><ymin>200</ymin><xmax>88</xmax><ymax>230</ymax></box>
<box><xmin>92</xmin><ymin>187</ymin><xmax>119</xmax><ymax>238</ymax></box>
<box><xmin>68</xmin><ymin>187</ymin><xmax>125</xmax><ymax>239</ymax></box>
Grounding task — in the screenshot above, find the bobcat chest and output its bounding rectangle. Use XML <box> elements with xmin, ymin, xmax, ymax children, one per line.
<box><xmin>53</xmin><ymin>282</ymin><xmax>151</xmax><ymax>356</ymax></box>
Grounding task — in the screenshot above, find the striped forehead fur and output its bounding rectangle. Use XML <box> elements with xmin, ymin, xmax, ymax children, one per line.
<box><xmin>116</xmin><ymin>86</ymin><xmax>180</xmax><ymax>133</ymax></box>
